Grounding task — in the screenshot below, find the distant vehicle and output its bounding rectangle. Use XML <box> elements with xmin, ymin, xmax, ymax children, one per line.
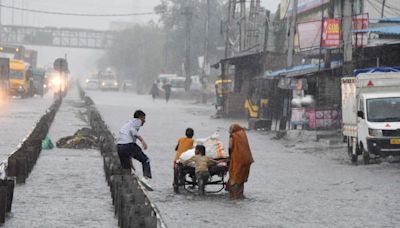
<box><xmin>9</xmin><ymin>59</ymin><xmax>31</xmax><ymax>98</ymax></box>
<box><xmin>189</xmin><ymin>75</ymin><xmax>203</xmax><ymax>91</ymax></box>
<box><xmin>99</xmin><ymin>69</ymin><xmax>119</xmax><ymax>91</ymax></box>
<box><xmin>0</xmin><ymin>58</ymin><xmax>10</xmax><ymax>101</ymax></box>
<box><xmin>121</xmin><ymin>79</ymin><xmax>134</xmax><ymax>92</ymax></box>
<box><xmin>47</xmin><ymin>68</ymin><xmax>68</xmax><ymax>98</ymax></box>
<box><xmin>30</xmin><ymin>67</ymin><xmax>46</xmax><ymax>96</ymax></box>
<box><xmin>214</xmin><ymin>79</ymin><xmax>233</xmax><ymax>111</ymax></box>
<box><xmin>85</xmin><ymin>75</ymin><xmax>99</xmax><ymax>90</ymax></box>
<box><xmin>169</xmin><ymin>77</ymin><xmax>186</xmax><ymax>93</ymax></box>
<box><xmin>157</xmin><ymin>74</ymin><xmax>177</xmax><ymax>86</ymax></box>
<box><xmin>342</xmin><ymin>67</ymin><xmax>400</xmax><ymax>164</ymax></box>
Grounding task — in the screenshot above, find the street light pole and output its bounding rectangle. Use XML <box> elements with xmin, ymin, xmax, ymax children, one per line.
<box><xmin>59</xmin><ymin>60</ymin><xmax>62</xmax><ymax>101</ymax></box>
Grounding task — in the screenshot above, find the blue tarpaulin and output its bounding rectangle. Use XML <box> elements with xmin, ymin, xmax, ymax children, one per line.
<box><xmin>353</xmin><ymin>67</ymin><xmax>400</xmax><ymax>76</ymax></box>
<box><xmin>353</xmin><ymin>26</ymin><xmax>400</xmax><ymax>35</ymax></box>
<box><xmin>378</xmin><ymin>18</ymin><xmax>400</xmax><ymax>23</ymax></box>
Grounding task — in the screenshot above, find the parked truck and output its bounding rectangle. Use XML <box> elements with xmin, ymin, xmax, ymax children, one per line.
<box><xmin>0</xmin><ymin>58</ymin><xmax>10</xmax><ymax>101</ymax></box>
<box><xmin>341</xmin><ymin>67</ymin><xmax>400</xmax><ymax>164</ymax></box>
<box><xmin>9</xmin><ymin>59</ymin><xmax>32</xmax><ymax>98</ymax></box>
<box><xmin>99</xmin><ymin>68</ymin><xmax>119</xmax><ymax>91</ymax></box>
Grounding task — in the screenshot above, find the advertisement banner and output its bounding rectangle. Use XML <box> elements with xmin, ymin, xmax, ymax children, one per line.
<box><xmin>297</xmin><ymin>20</ymin><xmax>322</xmax><ymax>50</ymax></box>
<box><xmin>321</xmin><ymin>19</ymin><xmax>341</xmax><ymax>47</ymax></box>
<box><xmin>352</xmin><ymin>14</ymin><xmax>369</xmax><ymax>47</ymax></box>
<box><xmin>320</xmin><ymin>14</ymin><xmax>369</xmax><ymax>48</ymax></box>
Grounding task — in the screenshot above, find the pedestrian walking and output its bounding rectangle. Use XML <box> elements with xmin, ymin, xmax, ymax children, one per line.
<box><xmin>116</xmin><ymin>110</ymin><xmax>152</xmax><ymax>188</ymax></box>
<box><xmin>150</xmin><ymin>81</ymin><xmax>159</xmax><ymax>101</ymax></box>
<box><xmin>225</xmin><ymin>123</ymin><xmax>253</xmax><ymax>199</ymax></box>
<box><xmin>162</xmin><ymin>82</ymin><xmax>172</xmax><ymax>103</ymax></box>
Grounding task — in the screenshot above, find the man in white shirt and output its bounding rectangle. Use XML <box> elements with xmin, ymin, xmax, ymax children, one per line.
<box><xmin>117</xmin><ymin>110</ymin><xmax>152</xmax><ymax>183</ymax></box>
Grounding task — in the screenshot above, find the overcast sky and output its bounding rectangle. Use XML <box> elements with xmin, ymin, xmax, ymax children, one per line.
<box><xmin>1</xmin><ymin>0</ymin><xmax>280</xmax><ymax>30</ymax></box>
<box><xmin>1</xmin><ymin>0</ymin><xmax>279</xmax><ymax>77</ymax></box>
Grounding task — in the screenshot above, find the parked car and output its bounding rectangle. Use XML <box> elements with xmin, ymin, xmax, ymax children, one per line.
<box><xmin>85</xmin><ymin>76</ymin><xmax>99</xmax><ymax>90</ymax></box>
<box><xmin>99</xmin><ymin>70</ymin><xmax>119</xmax><ymax>91</ymax></box>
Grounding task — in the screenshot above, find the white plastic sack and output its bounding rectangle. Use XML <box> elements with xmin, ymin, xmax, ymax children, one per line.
<box><xmin>179</xmin><ymin>132</ymin><xmax>228</xmax><ymax>161</ymax></box>
<box><xmin>179</xmin><ymin>148</ymin><xmax>195</xmax><ymax>161</ymax></box>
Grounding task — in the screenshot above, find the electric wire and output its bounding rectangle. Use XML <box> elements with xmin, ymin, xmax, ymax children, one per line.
<box><xmin>0</xmin><ymin>3</ymin><xmax>157</xmax><ymax>17</ymax></box>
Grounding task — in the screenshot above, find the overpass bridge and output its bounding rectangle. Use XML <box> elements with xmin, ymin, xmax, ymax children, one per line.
<box><xmin>0</xmin><ymin>24</ymin><xmax>115</xmax><ymax>49</ymax></box>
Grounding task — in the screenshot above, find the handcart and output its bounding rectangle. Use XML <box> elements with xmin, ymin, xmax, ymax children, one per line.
<box><xmin>173</xmin><ymin>158</ymin><xmax>229</xmax><ymax>194</ymax></box>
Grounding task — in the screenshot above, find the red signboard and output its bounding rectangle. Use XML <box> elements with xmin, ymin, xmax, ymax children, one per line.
<box><xmin>319</xmin><ymin>14</ymin><xmax>369</xmax><ymax>48</ymax></box>
<box><xmin>352</xmin><ymin>14</ymin><xmax>369</xmax><ymax>47</ymax></box>
<box><xmin>321</xmin><ymin>19</ymin><xmax>341</xmax><ymax>47</ymax></box>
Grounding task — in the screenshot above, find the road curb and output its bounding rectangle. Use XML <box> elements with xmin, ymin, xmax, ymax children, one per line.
<box><xmin>78</xmin><ymin>84</ymin><xmax>166</xmax><ymax>228</ymax></box>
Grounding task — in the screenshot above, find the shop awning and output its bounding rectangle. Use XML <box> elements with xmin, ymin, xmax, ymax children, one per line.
<box><xmin>265</xmin><ymin>63</ymin><xmax>324</xmax><ymax>78</ymax></box>
<box><xmin>353</xmin><ymin>26</ymin><xmax>400</xmax><ymax>35</ymax></box>
<box><xmin>353</xmin><ymin>67</ymin><xmax>400</xmax><ymax>76</ymax></box>
<box><xmin>378</xmin><ymin>18</ymin><xmax>400</xmax><ymax>23</ymax></box>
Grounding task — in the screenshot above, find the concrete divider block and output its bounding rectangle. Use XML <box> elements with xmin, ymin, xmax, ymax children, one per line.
<box><xmin>144</xmin><ymin>215</ymin><xmax>158</xmax><ymax>228</ymax></box>
<box><xmin>0</xmin><ymin>187</ymin><xmax>6</xmax><ymax>224</ymax></box>
<box><xmin>81</xmin><ymin>93</ymin><xmax>164</xmax><ymax>227</ymax></box>
<box><xmin>6</xmin><ymin>157</ymin><xmax>17</xmax><ymax>177</ymax></box>
<box><xmin>121</xmin><ymin>192</ymin><xmax>136</xmax><ymax>228</ymax></box>
<box><xmin>16</xmin><ymin>157</ymin><xmax>28</xmax><ymax>184</ymax></box>
<box><xmin>4</xmin><ymin>179</ymin><xmax>14</xmax><ymax>212</ymax></box>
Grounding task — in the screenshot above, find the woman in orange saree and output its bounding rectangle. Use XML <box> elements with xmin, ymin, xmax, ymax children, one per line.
<box><xmin>226</xmin><ymin>124</ymin><xmax>254</xmax><ymax>199</ymax></box>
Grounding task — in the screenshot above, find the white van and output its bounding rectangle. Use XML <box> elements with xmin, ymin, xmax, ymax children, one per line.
<box><xmin>342</xmin><ymin>68</ymin><xmax>400</xmax><ymax>164</ymax></box>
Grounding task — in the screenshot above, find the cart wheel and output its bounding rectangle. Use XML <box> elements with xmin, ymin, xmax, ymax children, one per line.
<box><xmin>173</xmin><ymin>167</ymin><xmax>180</xmax><ymax>194</ymax></box>
<box><xmin>173</xmin><ymin>184</ymin><xmax>179</xmax><ymax>193</ymax></box>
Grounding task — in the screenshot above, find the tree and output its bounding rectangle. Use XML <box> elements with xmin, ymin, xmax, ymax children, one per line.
<box><xmin>99</xmin><ymin>22</ymin><xmax>165</xmax><ymax>93</ymax></box>
<box><xmin>155</xmin><ymin>0</ymin><xmax>225</xmax><ymax>75</ymax></box>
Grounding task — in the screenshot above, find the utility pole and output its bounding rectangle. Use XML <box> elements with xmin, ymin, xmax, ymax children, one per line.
<box><xmin>11</xmin><ymin>0</ymin><xmax>14</xmax><ymax>25</ymax></box>
<box><xmin>262</xmin><ymin>10</ymin><xmax>270</xmax><ymax>73</ymax></box>
<box><xmin>183</xmin><ymin>6</ymin><xmax>193</xmax><ymax>92</ymax></box>
<box><xmin>239</xmin><ymin>0</ymin><xmax>246</xmax><ymax>51</ymax></box>
<box><xmin>287</xmin><ymin>0</ymin><xmax>298</xmax><ymax>68</ymax></box>
<box><xmin>0</xmin><ymin>0</ymin><xmax>2</xmax><ymax>26</ymax></box>
<box><xmin>381</xmin><ymin>0</ymin><xmax>386</xmax><ymax>18</ymax></box>
<box><xmin>224</xmin><ymin>0</ymin><xmax>233</xmax><ymax>59</ymax></box>
<box><xmin>342</xmin><ymin>0</ymin><xmax>353</xmax><ymax>74</ymax></box>
<box><xmin>324</xmin><ymin>0</ymin><xmax>335</xmax><ymax>69</ymax></box>
<box><xmin>0</xmin><ymin>0</ymin><xmax>2</xmax><ymax>33</ymax></box>
<box><xmin>201</xmin><ymin>0</ymin><xmax>210</xmax><ymax>103</ymax></box>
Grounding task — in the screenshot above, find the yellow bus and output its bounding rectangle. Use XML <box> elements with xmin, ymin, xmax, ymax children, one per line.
<box><xmin>9</xmin><ymin>59</ymin><xmax>31</xmax><ymax>98</ymax></box>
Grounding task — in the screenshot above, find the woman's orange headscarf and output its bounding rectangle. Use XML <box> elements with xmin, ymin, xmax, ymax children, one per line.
<box><xmin>227</xmin><ymin>124</ymin><xmax>254</xmax><ymax>186</ymax></box>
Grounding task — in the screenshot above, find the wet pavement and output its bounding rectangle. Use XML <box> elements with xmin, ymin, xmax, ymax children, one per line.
<box><xmin>2</xmin><ymin>87</ymin><xmax>400</xmax><ymax>228</ymax></box>
<box><xmin>0</xmin><ymin>95</ymin><xmax>53</xmax><ymax>162</ymax></box>
<box><xmin>87</xmin><ymin>90</ymin><xmax>400</xmax><ymax>228</ymax></box>
<box><xmin>4</xmin><ymin>87</ymin><xmax>118</xmax><ymax>228</ymax></box>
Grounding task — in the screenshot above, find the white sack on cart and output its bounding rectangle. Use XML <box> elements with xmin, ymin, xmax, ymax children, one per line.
<box><xmin>179</xmin><ymin>132</ymin><xmax>228</xmax><ymax>161</ymax></box>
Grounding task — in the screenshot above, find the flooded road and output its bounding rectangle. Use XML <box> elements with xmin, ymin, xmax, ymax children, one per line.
<box><xmin>87</xmin><ymin>90</ymin><xmax>400</xmax><ymax>228</ymax></box>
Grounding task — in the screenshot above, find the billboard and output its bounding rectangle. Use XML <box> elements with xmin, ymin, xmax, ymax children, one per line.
<box><xmin>281</xmin><ymin>0</ymin><xmax>329</xmax><ymax>19</ymax></box>
<box><xmin>321</xmin><ymin>19</ymin><xmax>341</xmax><ymax>47</ymax></box>
<box><xmin>297</xmin><ymin>20</ymin><xmax>322</xmax><ymax>50</ymax></box>
<box><xmin>296</xmin><ymin>14</ymin><xmax>369</xmax><ymax>49</ymax></box>
<box><xmin>352</xmin><ymin>14</ymin><xmax>369</xmax><ymax>47</ymax></box>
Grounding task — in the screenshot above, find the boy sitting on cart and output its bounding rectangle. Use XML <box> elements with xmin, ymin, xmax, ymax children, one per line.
<box><xmin>181</xmin><ymin>145</ymin><xmax>217</xmax><ymax>195</ymax></box>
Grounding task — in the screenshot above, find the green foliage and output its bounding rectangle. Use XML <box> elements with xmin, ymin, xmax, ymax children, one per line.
<box><xmin>100</xmin><ymin>0</ymin><xmax>225</xmax><ymax>92</ymax></box>
<box><xmin>155</xmin><ymin>0</ymin><xmax>225</xmax><ymax>74</ymax></box>
<box><xmin>100</xmin><ymin>22</ymin><xmax>165</xmax><ymax>93</ymax></box>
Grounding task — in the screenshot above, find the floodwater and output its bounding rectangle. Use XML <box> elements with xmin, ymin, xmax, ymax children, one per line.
<box><xmin>87</xmin><ymin>90</ymin><xmax>400</xmax><ymax>228</ymax></box>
